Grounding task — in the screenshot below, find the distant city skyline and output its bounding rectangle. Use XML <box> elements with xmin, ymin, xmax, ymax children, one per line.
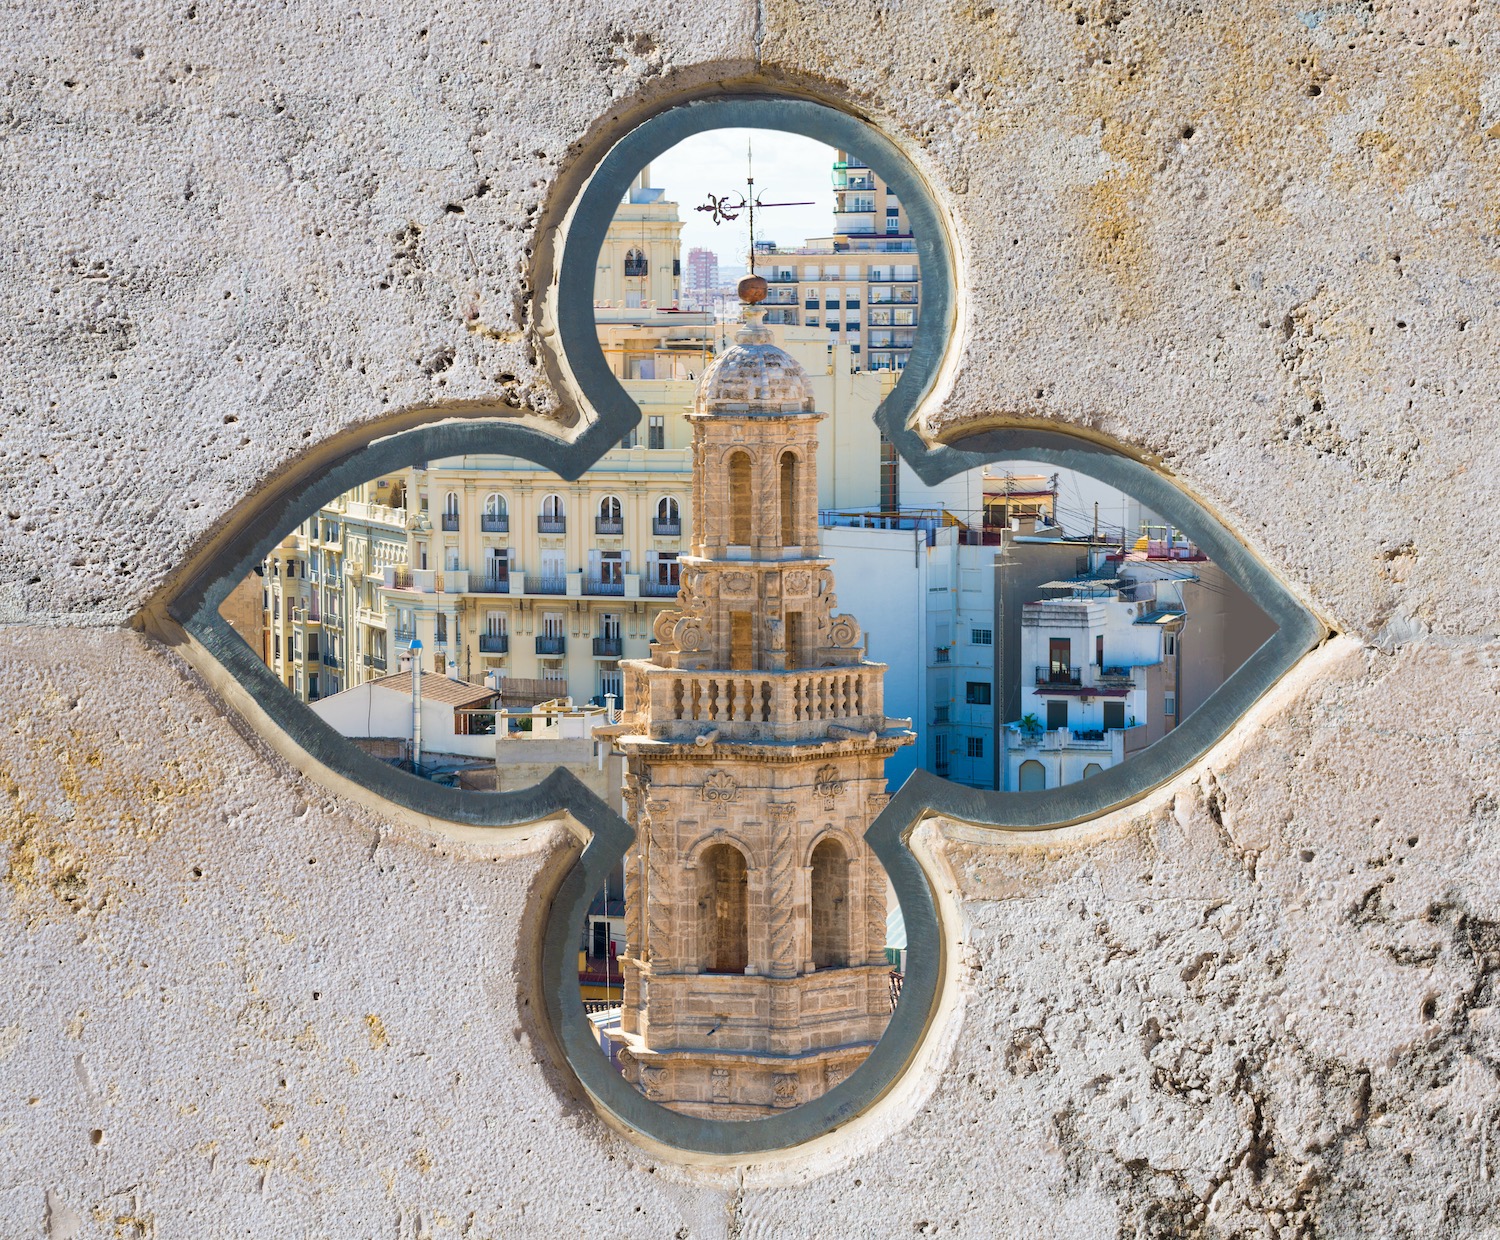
<box><xmin>639</xmin><ymin>127</ymin><xmax>839</xmax><ymax>265</ymax></box>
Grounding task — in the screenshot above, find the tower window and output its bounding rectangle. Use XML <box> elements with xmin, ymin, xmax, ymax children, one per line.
<box><xmin>779</xmin><ymin>451</ymin><xmax>798</xmax><ymax>546</ymax></box>
<box><xmin>809</xmin><ymin>839</ymin><xmax>851</xmax><ymax>969</ymax></box>
<box><xmin>698</xmin><ymin>843</ymin><xmax>749</xmax><ymax>974</ymax></box>
<box><xmin>728</xmin><ymin>451</ymin><xmax>752</xmax><ymax>544</ymax></box>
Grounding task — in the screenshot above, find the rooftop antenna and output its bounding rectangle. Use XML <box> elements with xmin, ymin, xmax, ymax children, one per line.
<box><xmin>694</xmin><ymin>134</ymin><xmax>814</xmax><ymax>275</ymax></box>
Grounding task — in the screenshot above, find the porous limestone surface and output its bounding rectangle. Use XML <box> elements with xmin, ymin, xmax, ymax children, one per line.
<box><xmin>4</xmin><ymin>0</ymin><xmax>1500</xmax><ymax>1234</ymax></box>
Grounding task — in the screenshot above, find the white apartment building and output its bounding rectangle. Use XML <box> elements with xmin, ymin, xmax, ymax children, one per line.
<box><xmin>755</xmin><ymin>150</ymin><xmax>921</xmax><ymax>372</ymax></box>
<box><xmin>1001</xmin><ymin>579</ymin><xmax>1174</xmax><ymax>791</ymax></box>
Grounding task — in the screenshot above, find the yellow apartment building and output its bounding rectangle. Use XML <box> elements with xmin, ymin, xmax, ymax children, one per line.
<box><xmin>594</xmin><ymin>164</ymin><xmax>682</xmax><ymax>311</ymax></box>
<box><xmin>377</xmin><ymin>449</ymin><xmax>693</xmax><ymax>706</ymax></box>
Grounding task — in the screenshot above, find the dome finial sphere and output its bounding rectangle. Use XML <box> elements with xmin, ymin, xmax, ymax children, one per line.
<box><xmin>737</xmin><ymin>274</ymin><xmax>768</xmax><ymax>305</ymax></box>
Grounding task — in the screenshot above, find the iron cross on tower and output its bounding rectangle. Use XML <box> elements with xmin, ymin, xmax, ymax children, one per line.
<box><xmin>694</xmin><ymin>138</ymin><xmax>814</xmax><ymax>274</ymax></box>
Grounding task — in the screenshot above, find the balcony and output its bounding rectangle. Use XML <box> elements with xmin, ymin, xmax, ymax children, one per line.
<box><xmin>479</xmin><ymin>634</ymin><xmax>509</xmax><ymax>654</ymax></box>
<box><xmin>641</xmin><ymin>577</ymin><xmax>680</xmax><ymax>597</ymax></box>
<box><xmin>368</xmin><ymin>653</ymin><xmax>388</xmax><ymax>671</ymax></box>
<box><xmin>392</xmin><ymin>627</ymin><xmax>416</xmax><ymax>645</ymax></box>
<box><xmin>592</xmin><ymin>636</ymin><xmax>623</xmax><ymax>657</ymax></box>
<box><xmin>934</xmin><ymin>647</ymin><xmax>950</xmax><ymax>665</ymax></box>
<box><xmin>321</xmin><ymin>652</ymin><xmax>340</xmax><ymax>669</ymax></box>
<box><xmin>585</xmin><ymin>577</ymin><xmax>625</xmax><ymax>596</ymax></box>
<box><xmin>441</xmin><ymin>514</ymin><xmax>459</xmax><ymax>532</ymax></box>
<box><xmin>537</xmin><ymin>517</ymin><xmax>566</xmax><ymax>534</ymax></box>
<box><xmin>933</xmin><ymin>705</ymin><xmax>950</xmax><ymax>724</ymax></box>
<box><xmin>1037</xmin><ymin>665</ymin><xmax>1083</xmax><ymax>687</ymax></box>
<box><xmin>470</xmin><ymin>574</ymin><xmax>510</xmax><ymax>594</ymax></box>
<box><xmin>535</xmin><ymin>635</ymin><xmax>567</xmax><ymax>656</ymax></box>
<box><xmin>652</xmin><ymin>520</ymin><xmax>681</xmax><ymax>537</ymax></box>
<box><xmin>481</xmin><ymin>515</ymin><xmax>509</xmax><ymax>533</ymax></box>
<box><xmin>595</xmin><ymin>518</ymin><xmax>624</xmax><ymax>535</ymax></box>
<box><xmin>525</xmin><ymin>575</ymin><xmax>567</xmax><ymax>595</ymax></box>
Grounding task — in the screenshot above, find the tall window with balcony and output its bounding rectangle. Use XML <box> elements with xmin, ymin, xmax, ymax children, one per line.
<box><xmin>442</xmin><ymin>492</ymin><xmax>459</xmax><ymax>532</ymax></box>
<box><xmin>597</xmin><ymin>495</ymin><xmax>623</xmax><ymax>535</ymax></box>
<box><xmin>539</xmin><ymin>494</ymin><xmax>566</xmax><ymax>534</ymax></box>
<box><xmin>482</xmin><ymin>493</ymin><xmax>508</xmax><ymax>532</ymax></box>
<box><xmin>654</xmin><ymin>496</ymin><xmax>681</xmax><ymax>537</ymax></box>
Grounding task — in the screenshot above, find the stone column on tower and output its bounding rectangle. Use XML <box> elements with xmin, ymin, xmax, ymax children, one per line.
<box><xmin>597</xmin><ymin>278</ymin><xmax>915</xmax><ymax>1120</ymax></box>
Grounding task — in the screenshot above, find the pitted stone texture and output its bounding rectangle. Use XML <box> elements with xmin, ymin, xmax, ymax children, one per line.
<box><xmin>2</xmin><ymin>1</ymin><xmax>1500</xmax><ymax>1234</ymax></box>
<box><xmin>3</xmin><ymin>633</ymin><xmax>1500</xmax><ymax>1234</ymax></box>
<box><xmin>0</xmin><ymin>0</ymin><xmax>757</xmax><ymax>625</ymax></box>
<box><xmin>757</xmin><ymin>1</ymin><xmax>1500</xmax><ymax>643</ymax></box>
<box><xmin>0</xmin><ymin>627</ymin><xmax>735</xmax><ymax>1236</ymax></box>
<box><xmin>734</xmin><ymin>640</ymin><xmax>1500</xmax><ymax>1235</ymax></box>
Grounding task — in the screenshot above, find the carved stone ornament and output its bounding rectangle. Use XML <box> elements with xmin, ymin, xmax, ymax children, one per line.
<box><xmin>672</xmin><ymin>617</ymin><xmax>711</xmax><ymax>652</ymax></box>
<box><xmin>701</xmin><ymin>770</ymin><xmax>740</xmax><ymax>816</ymax></box>
<box><xmin>772</xmin><ymin>1073</ymin><xmax>800</xmax><ymax>1108</ymax></box>
<box><xmin>639</xmin><ymin>1065</ymin><xmax>667</xmax><ymax>1099</ymax></box>
<box><xmin>711</xmin><ymin>1068</ymin><xmax>730</xmax><ymax>1101</ymax></box>
<box><xmin>828</xmin><ymin>615</ymin><xmax>861</xmax><ymax>648</ymax></box>
<box><xmin>721</xmin><ymin>572</ymin><xmax>754</xmax><ymax>596</ymax></box>
<box><xmin>813</xmin><ymin>764</ymin><xmax>846</xmax><ymax>809</ymax></box>
<box><xmin>652</xmin><ymin>608</ymin><xmax>681</xmax><ymax>645</ymax></box>
<box><xmin>867</xmin><ymin>792</ymin><xmax>891</xmax><ymax>817</ymax></box>
<box><xmin>824</xmin><ymin>1063</ymin><xmax>851</xmax><ymax>1089</ymax></box>
<box><xmin>784</xmin><ymin>569</ymin><xmax>812</xmax><ymax>596</ymax></box>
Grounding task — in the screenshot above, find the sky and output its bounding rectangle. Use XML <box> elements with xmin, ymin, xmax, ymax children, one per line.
<box><xmin>632</xmin><ymin>128</ymin><xmax>839</xmax><ymax>265</ymax></box>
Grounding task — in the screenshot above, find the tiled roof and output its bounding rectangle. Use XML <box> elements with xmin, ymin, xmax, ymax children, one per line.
<box><xmin>370</xmin><ymin>671</ymin><xmax>498</xmax><ymax>709</ymax></box>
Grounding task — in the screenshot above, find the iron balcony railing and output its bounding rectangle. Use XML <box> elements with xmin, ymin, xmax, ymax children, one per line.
<box><xmin>481</xmin><ymin>515</ymin><xmax>509</xmax><ymax>532</ymax></box>
<box><xmin>652</xmin><ymin>520</ymin><xmax>681</xmax><ymax>536</ymax></box>
<box><xmin>525</xmin><ymin>575</ymin><xmax>567</xmax><ymax>595</ymax></box>
<box><xmin>479</xmin><ymin>634</ymin><xmax>509</xmax><ymax>654</ymax></box>
<box><xmin>441</xmin><ymin>514</ymin><xmax>459</xmax><ymax>531</ymax></box>
<box><xmin>537</xmin><ymin>517</ymin><xmax>566</xmax><ymax>534</ymax></box>
<box><xmin>640</xmin><ymin>577</ymin><xmax>680</xmax><ymax>597</ymax></box>
<box><xmin>369</xmin><ymin>653</ymin><xmax>387</xmax><ymax>671</ymax></box>
<box><xmin>535</xmin><ymin>635</ymin><xmax>566</xmax><ymax>655</ymax></box>
<box><xmin>934</xmin><ymin>647</ymin><xmax>951</xmax><ymax>664</ymax></box>
<box><xmin>595</xmin><ymin>518</ymin><xmax>623</xmax><ymax>535</ymax></box>
<box><xmin>1037</xmin><ymin>665</ymin><xmax>1084</xmax><ymax>687</ymax></box>
<box><xmin>392</xmin><ymin>627</ymin><xmax>416</xmax><ymax>644</ymax></box>
<box><xmin>470</xmin><ymin>575</ymin><xmax>510</xmax><ymax>594</ymax></box>
<box><xmin>592</xmin><ymin>636</ymin><xmax>623</xmax><ymax>657</ymax></box>
<box><xmin>584</xmin><ymin>577</ymin><xmax>625</xmax><ymax>596</ymax></box>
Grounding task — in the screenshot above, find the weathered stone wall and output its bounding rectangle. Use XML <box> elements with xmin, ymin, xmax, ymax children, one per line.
<box><xmin>3</xmin><ymin>2</ymin><xmax>1498</xmax><ymax>1235</ymax></box>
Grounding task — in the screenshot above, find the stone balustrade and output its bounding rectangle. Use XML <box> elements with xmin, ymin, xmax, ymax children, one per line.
<box><xmin>630</xmin><ymin>666</ymin><xmax>886</xmax><ymax>742</ymax></box>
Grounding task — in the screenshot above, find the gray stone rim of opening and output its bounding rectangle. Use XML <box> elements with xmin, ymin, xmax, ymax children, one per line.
<box><xmin>148</xmin><ymin>94</ymin><xmax>1327</xmax><ymax>1156</ymax></box>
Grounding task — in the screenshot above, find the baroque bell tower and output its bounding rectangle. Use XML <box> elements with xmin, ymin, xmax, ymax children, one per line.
<box><xmin>600</xmin><ymin>279</ymin><xmax>914</xmax><ymax>1119</ymax></box>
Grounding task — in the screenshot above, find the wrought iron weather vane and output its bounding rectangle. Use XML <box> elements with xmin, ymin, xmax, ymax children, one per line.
<box><xmin>694</xmin><ymin>139</ymin><xmax>813</xmax><ymax>274</ymax></box>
